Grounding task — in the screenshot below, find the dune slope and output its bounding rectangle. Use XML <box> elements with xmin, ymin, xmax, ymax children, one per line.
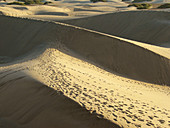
<box><xmin>0</xmin><ymin>72</ymin><xmax>119</xmax><ymax>128</ymax></box>
<box><xmin>0</xmin><ymin>15</ymin><xmax>170</xmax><ymax>85</ymax></box>
<box><xmin>62</xmin><ymin>11</ymin><xmax>170</xmax><ymax>47</ymax></box>
<box><xmin>0</xmin><ymin>15</ymin><xmax>170</xmax><ymax>128</ymax></box>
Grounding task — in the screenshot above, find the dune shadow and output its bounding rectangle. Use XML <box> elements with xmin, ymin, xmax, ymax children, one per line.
<box><xmin>13</xmin><ymin>7</ymin><xmax>28</xmax><ymax>10</ymax></box>
<box><xmin>0</xmin><ymin>75</ymin><xmax>120</xmax><ymax>128</ymax></box>
<box><xmin>35</xmin><ymin>12</ymin><xmax>69</xmax><ymax>16</ymax></box>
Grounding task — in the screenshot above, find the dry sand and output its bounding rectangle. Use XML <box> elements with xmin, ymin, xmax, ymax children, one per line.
<box><xmin>0</xmin><ymin>0</ymin><xmax>170</xmax><ymax>128</ymax></box>
<box><xmin>0</xmin><ymin>75</ymin><xmax>119</xmax><ymax>128</ymax></box>
<box><xmin>0</xmin><ymin>0</ymin><xmax>136</xmax><ymax>20</ymax></box>
<box><xmin>62</xmin><ymin>11</ymin><xmax>170</xmax><ymax>47</ymax></box>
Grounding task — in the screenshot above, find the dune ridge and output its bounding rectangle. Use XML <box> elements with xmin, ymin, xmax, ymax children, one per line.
<box><xmin>0</xmin><ymin>13</ymin><xmax>170</xmax><ymax>128</ymax></box>
<box><xmin>62</xmin><ymin>11</ymin><xmax>170</xmax><ymax>47</ymax></box>
<box><xmin>0</xmin><ymin>15</ymin><xmax>170</xmax><ymax>85</ymax></box>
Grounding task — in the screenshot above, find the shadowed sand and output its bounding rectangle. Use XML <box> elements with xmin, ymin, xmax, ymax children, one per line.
<box><xmin>0</xmin><ymin>10</ymin><xmax>170</xmax><ymax>128</ymax></box>
<box><xmin>0</xmin><ymin>15</ymin><xmax>170</xmax><ymax>85</ymax></box>
<box><xmin>62</xmin><ymin>11</ymin><xmax>170</xmax><ymax>47</ymax></box>
<box><xmin>0</xmin><ymin>75</ymin><xmax>119</xmax><ymax>128</ymax></box>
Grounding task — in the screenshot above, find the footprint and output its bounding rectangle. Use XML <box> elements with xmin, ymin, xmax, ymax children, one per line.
<box><xmin>148</xmin><ymin>116</ymin><xmax>153</xmax><ymax>120</ymax></box>
<box><xmin>158</xmin><ymin>119</ymin><xmax>165</xmax><ymax>124</ymax></box>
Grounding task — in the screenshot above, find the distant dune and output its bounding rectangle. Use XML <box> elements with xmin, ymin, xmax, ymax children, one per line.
<box><xmin>62</xmin><ymin>11</ymin><xmax>170</xmax><ymax>47</ymax></box>
<box><xmin>0</xmin><ymin>5</ymin><xmax>170</xmax><ymax>128</ymax></box>
<box><xmin>0</xmin><ymin>0</ymin><xmax>132</xmax><ymax>19</ymax></box>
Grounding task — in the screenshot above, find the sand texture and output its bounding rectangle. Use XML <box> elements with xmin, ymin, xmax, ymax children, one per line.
<box><xmin>0</xmin><ymin>1</ymin><xmax>170</xmax><ymax>128</ymax></box>
<box><xmin>0</xmin><ymin>0</ymin><xmax>134</xmax><ymax>20</ymax></box>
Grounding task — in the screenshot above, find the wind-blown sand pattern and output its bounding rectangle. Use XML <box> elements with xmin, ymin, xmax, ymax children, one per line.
<box><xmin>0</xmin><ymin>0</ymin><xmax>134</xmax><ymax>20</ymax></box>
<box><xmin>0</xmin><ymin>1</ymin><xmax>170</xmax><ymax>128</ymax></box>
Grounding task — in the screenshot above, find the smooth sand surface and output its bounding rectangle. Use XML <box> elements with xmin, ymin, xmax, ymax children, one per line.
<box><xmin>0</xmin><ymin>0</ymin><xmax>170</xmax><ymax>128</ymax></box>
<box><xmin>62</xmin><ymin>11</ymin><xmax>170</xmax><ymax>47</ymax></box>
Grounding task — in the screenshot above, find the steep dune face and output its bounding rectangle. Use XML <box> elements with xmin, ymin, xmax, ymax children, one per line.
<box><xmin>62</xmin><ymin>11</ymin><xmax>170</xmax><ymax>46</ymax></box>
<box><xmin>0</xmin><ymin>15</ymin><xmax>170</xmax><ymax>85</ymax></box>
<box><xmin>0</xmin><ymin>16</ymin><xmax>56</xmax><ymax>57</ymax></box>
<box><xmin>57</xmin><ymin>25</ymin><xmax>170</xmax><ymax>85</ymax></box>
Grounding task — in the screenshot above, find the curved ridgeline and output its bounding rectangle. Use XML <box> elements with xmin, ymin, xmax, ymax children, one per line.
<box><xmin>62</xmin><ymin>11</ymin><xmax>170</xmax><ymax>47</ymax></box>
<box><xmin>0</xmin><ymin>15</ymin><xmax>170</xmax><ymax>85</ymax></box>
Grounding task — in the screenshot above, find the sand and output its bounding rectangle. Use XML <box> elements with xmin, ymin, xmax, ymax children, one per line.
<box><xmin>62</xmin><ymin>11</ymin><xmax>170</xmax><ymax>47</ymax></box>
<box><xmin>0</xmin><ymin>0</ymin><xmax>135</xmax><ymax>20</ymax></box>
<box><xmin>0</xmin><ymin>74</ymin><xmax>119</xmax><ymax>128</ymax></box>
<box><xmin>0</xmin><ymin>0</ymin><xmax>170</xmax><ymax>128</ymax></box>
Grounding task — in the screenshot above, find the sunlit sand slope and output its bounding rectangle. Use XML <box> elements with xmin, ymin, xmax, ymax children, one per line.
<box><xmin>0</xmin><ymin>15</ymin><xmax>170</xmax><ymax>128</ymax></box>
<box><xmin>0</xmin><ymin>73</ymin><xmax>118</xmax><ymax>128</ymax></box>
<box><xmin>0</xmin><ymin>15</ymin><xmax>170</xmax><ymax>85</ymax></box>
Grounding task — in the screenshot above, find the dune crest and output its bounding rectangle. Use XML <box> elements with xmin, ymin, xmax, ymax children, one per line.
<box><xmin>0</xmin><ymin>15</ymin><xmax>170</xmax><ymax>85</ymax></box>
<box><xmin>0</xmin><ymin>11</ymin><xmax>170</xmax><ymax>128</ymax></box>
<box><xmin>63</xmin><ymin>11</ymin><xmax>170</xmax><ymax>47</ymax></box>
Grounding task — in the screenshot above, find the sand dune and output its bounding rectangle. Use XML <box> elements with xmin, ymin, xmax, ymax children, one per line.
<box><xmin>0</xmin><ymin>15</ymin><xmax>170</xmax><ymax>85</ymax></box>
<box><xmin>0</xmin><ymin>5</ymin><xmax>72</xmax><ymax>17</ymax></box>
<box><xmin>0</xmin><ymin>0</ymin><xmax>135</xmax><ymax>20</ymax></box>
<box><xmin>0</xmin><ymin>72</ymin><xmax>119</xmax><ymax>128</ymax></box>
<box><xmin>0</xmin><ymin>8</ymin><xmax>170</xmax><ymax>128</ymax></box>
<box><xmin>62</xmin><ymin>11</ymin><xmax>170</xmax><ymax>47</ymax></box>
